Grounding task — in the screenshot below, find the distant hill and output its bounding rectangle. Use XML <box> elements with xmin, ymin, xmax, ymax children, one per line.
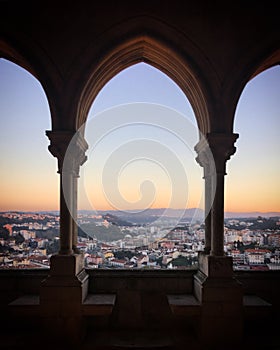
<box><xmin>97</xmin><ymin>208</ymin><xmax>280</xmax><ymax>221</ymax></box>
<box><xmin>110</xmin><ymin>208</ymin><xmax>204</xmax><ymax>218</ymax></box>
<box><xmin>3</xmin><ymin>209</ymin><xmax>279</xmax><ymax>221</ymax></box>
<box><xmin>224</xmin><ymin>211</ymin><xmax>280</xmax><ymax>219</ymax></box>
<box><xmin>98</xmin><ymin>208</ymin><xmax>205</xmax><ymax>224</ymax></box>
<box><xmin>103</xmin><ymin>213</ymin><xmax>134</xmax><ymax>226</ymax></box>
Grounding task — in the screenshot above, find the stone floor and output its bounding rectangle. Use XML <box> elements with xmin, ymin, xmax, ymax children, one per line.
<box><xmin>2</xmin><ymin>293</ymin><xmax>279</xmax><ymax>350</ymax></box>
<box><xmin>1</xmin><ymin>324</ymin><xmax>280</xmax><ymax>350</ymax></box>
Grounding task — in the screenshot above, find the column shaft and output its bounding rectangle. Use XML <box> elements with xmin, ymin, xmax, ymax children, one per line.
<box><xmin>59</xmin><ymin>172</ymin><xmax>73</xmax><ymax>255</ymax></box>
<box><xmin>72</xmin><ymin>176</ymin><xmax>78</xmax><ymax>252</ymax></box>
<box><xmin>46</xmin><ymin>130</ymin><xmax>88</xmax><ymax>255</ymax></box>
<box><xmin>211</xmin><ymin>172</ymin><xmax>225</xmax><ymax>256</ymax></box>
<box><xmin>204</xmin><ymin>175</ymin><xmax>212</xmax><ymax>253</ymax></box>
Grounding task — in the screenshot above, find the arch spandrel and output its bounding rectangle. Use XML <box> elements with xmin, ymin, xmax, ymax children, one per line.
<box><xmin>221</xmin><ymin>47</ymin><xmax>280</xmax><ymax>135</ymax></box>
<box><xmin>0</xmin><ymin>34</ymin><xmax>66</xmax><ymax>132</ymax></box>
<box><xmin>73</xmin><ymin>18</ymin><xmax>214</xmax><ymax>137</ymax></box>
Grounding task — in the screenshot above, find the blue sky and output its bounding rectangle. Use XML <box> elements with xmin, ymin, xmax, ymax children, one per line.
<box><xmin>0</xmin><ymin>59</ymin><xmax>279</xmax><ymax>212</ymax></box>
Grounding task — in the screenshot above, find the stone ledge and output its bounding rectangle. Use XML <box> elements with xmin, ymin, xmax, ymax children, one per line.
<box><xmin>8</xmin><ymin>295</ymin><xmax>40</xmax><ymax>317</ymax></box>
<box><xmin>82</xmin><ymin>293</ymin><xmax>116</xmax><ymax>316</ymax></box>
<box><xmin>9</xmin><ymin>295</ymin><xmax>40</xmax><ymax>306</ymax></box>
<box><xmin>167</xmin><ymin>294</ymin><xmax>201</xmax><ymax>316</ymax></box>
<box><xmin>243</xmin><ymin>295</ymin><xmax>272</xmax><ymax>321</ymax></box>
<box><xmin>9</xmin><ymin>293</ymin><xmax>116</xmax><ymax>318</ymax></box>
<box><xmin>243</xmin><ymin>295</ymin><xmax>272</xmax><ymax>307</ymax></box>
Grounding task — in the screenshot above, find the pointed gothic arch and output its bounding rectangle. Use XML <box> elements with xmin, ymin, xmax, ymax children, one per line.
<box><xmin>75</xmin><ymin>27</ymin><xmax>210</xmax><ymax>134</ymax></box>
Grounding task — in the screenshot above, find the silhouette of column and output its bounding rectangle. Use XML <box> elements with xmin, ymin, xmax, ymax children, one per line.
<box><xmin>204</xmin><ymin>174</ymin><xmax>213</xmax><ymax>253</ymax></box>
<box><xmin>72</xmin><ymin>175</ymin><xmax>79</xmax><ymax>253</ymax></box>
<box><xmin>71</xmin><ymin>135</ymin><xmax>88</xmax><ymax>253</ymax></box>
<box><xmin>195</xmin><ymin>138</ymin><xmax>216</xmax><ymax>254</ymax></box>
<box><xmin>207</xmin><ymin>133</ymin><xmax>238</xmax><ymax>256</ymax></box>
<box><xmin>46</xmin><ymin>130</ymin><xmax>88</xmax><ymax>255</ymax></box>
<box><xmin>60</xmin><ymin>168</ymin><xmax>73</xmax><ymax>255</ymax></box>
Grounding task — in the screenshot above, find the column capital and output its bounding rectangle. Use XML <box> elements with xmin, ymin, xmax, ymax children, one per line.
<box><xmin>46</xmin><ymin>130</ymin><xmax>88</xmax><ymax>175</ymax></box>
<box><xmin>207</xmin><ymin>133</ymin><xmax>239</xmax><ymax>174</ymax></box>
<box><xmin>194</xmin><ymin>137</ymin><xmax>215</xmax><ymax>177</ymax></box>
<box><xmin>195</xmin><ymin>133</ymin><xmax>239</xmax><ymax>175</ymax></box>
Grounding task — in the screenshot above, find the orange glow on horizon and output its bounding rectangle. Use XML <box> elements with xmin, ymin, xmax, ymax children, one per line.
<box><xmin>0</xmin><ymin>176</ymin><xmax>278</xmax><ymax>213</ymax></box>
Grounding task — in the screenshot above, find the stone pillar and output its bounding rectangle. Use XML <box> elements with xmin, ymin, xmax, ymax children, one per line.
<box><xmin>204</xmin><ymin>174</ymin><xmax>213</xmax><ymax>253</ymax></box>
<box><xmin>40</xmin><ymin>130</ymin><xmax>89</xmax><ymax>344</ymax></box>
<box><xmin>207</xmin><ymin>132</ymin><xmax>239</xmax><ymax>257</ymax></box>
<box><xmin>70</xmin><ymin>133</ymin><xmax>87</xmax><ymax>253</ymax></box>
<box><xmin>46</xmin><ymin>130</ymin><xmax>75</xmax><ymax>255</ymax></box>
<box><xmin>195</xmin><ymin>133</ymin><xmax>238</xmax><ymax>256</ymax></box>
<box><xmin>194</xmin><ymin>133</ymin><xmax>243</xmax><ymax>347</ymax></box>
<box><xmin>195</xmin><ymin>138</ymin><xmax>216</xmax><ymax>254</ymax></box>
<box><xmin>211</xmin><ymin>171</ymin><xmax>225</xmax><ymax>256</ymax></box>
<box><xmin>45</xmin><ymin>130</ymin><xmax>87</xmax><ymax>254</ymax></box>
<box><xmin>72</xmin><ymin>174</ymin><xmax>79</xmax><ymax>253</ymax></box>
<box><xmin>59</xmin><ymin>171</ymin><xmax>73</xmax><ymax>255</ymax></box>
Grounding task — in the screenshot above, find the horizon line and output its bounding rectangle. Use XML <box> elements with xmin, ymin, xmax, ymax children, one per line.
<box><xmin>1</xmin><ymin>208</ymin><xmax>280</xmax><ymax>215</ymax></box>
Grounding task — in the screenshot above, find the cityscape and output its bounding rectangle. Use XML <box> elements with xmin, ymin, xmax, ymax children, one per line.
<box><xmin>1</xmin><ymin>210</ymin><xmax>279</xmax><ymax>271</ymax></box>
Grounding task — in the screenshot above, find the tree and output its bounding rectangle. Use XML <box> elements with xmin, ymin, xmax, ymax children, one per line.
<box><xmin>114</xmin><ymin>250</ymin><xmax>134</xmax><ymax>260</ymax></box>
<box><xmin>15</xmin><ymin>233</ymin><xmax>25</xmax><ymax>245</ymax></box>
<box><xmin>0</xmin><ymin>226</ymin><xmax>9</xmax><ymax>240</ymax></box>
<box><xmin>46</xmin><ymin>239</ymin><xmax>60</xmax><ymax>254</ymax></box>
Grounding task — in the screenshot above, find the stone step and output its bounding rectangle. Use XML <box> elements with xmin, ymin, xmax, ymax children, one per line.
<box><xmin>243</xmin><ymin>295</ymin><xmax>272</xmax><ymax>320</ymax></box>
<box><xmin>167</xmin><ymin>294</ymin><xmax>201</xmax><ymax>316</ymax></box>
<box><xmin>82</xmin><ymin>293</ymin><xmax>116</xmax><ymax>316</ymax></box>
<box><xmin>83</xmin><ymin>330</ymin><xmax>174</xmax><ymax>349</ymax></box>
<box><xmin>168</xmin><ymin>294</ymin><xmax>273</xmax><ymax>319</ymax></box>
<box><xmin>8</xmin><ymin>295</ymin><xmax>40</xmax><ymax>317</ymax></box>
<box><xmin>8</xmin><ymin>293</ymin><xmax>116</xmax><ymax>317</ymax></box>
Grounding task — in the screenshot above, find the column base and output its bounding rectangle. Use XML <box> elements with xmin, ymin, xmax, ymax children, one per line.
<box><xmin>198</xmin><ymin>251</ymin><xmax>233</xmax><ymax>278</ymax></box>
<box><xmin>194</xmin><ymin>253</ymin><xmax>243</xmax><ymax>347</ymax></box>
<box><xmin>49</xmin><ymin>253</ymin><xmax>85</xmax><ymax>276</ymax></box>
<box><xmin>40</xmin><ymin>253</ymin><xmax>89</xmax><ymax>344</ymax></box>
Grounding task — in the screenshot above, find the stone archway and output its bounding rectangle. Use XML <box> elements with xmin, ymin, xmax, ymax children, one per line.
<box><xmin>74</xmin><ymin>18</ymin><xmax>212</xmax><ymax>136</ymax></box>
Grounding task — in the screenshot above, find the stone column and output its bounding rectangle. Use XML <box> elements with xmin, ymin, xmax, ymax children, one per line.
<box><xmin>194</xmin><ymin>133</ymin><xmax>243</xmax><ymax>347</ymax></box>
<box><xmin>72</xmin><ymin>174</ymin><xmax>79</xmax><ymax>253</ymax></box>
<box><xmin>59</xmin><ymin>169</ymin><xmax>73</xmax><ymax>254</ymax></box>
<box><xmin>195</xmin><ymin>138</ymin><xmax>216</xmax><ymax>254</ymax></box>
<box><xmin>46</xmin><ymin>130</ymin><xmax>88</xmax><ymax>254</ymax></box>
<box><xmin>207</xmin><ymin>133</ymin><xmax>239</xmax><ymax>257</ymax></box>
<box><xmin>46</xmin><ymin>131</ymin><xmax>74</xmax><ymax>254</ymax></box>
<box><xmin>71</xmin><ymin>134</ymin><xmax>87</xmax><ymax>253</ymax></box>
<box><xmin>204</xmin><ymin>174</ymin><xmax>213</xmax><ymax>253</ymax></box>
<box><xmin>40</xmin><ymin>130</ymin><xmax>89</xmax><ymax>344</ymax></box>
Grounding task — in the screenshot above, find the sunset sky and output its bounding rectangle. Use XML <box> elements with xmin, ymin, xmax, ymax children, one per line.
<box><xmin>0</xmin><ymin>58</ymin><xmax>279</xmax><ymax>213</ymax></box>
